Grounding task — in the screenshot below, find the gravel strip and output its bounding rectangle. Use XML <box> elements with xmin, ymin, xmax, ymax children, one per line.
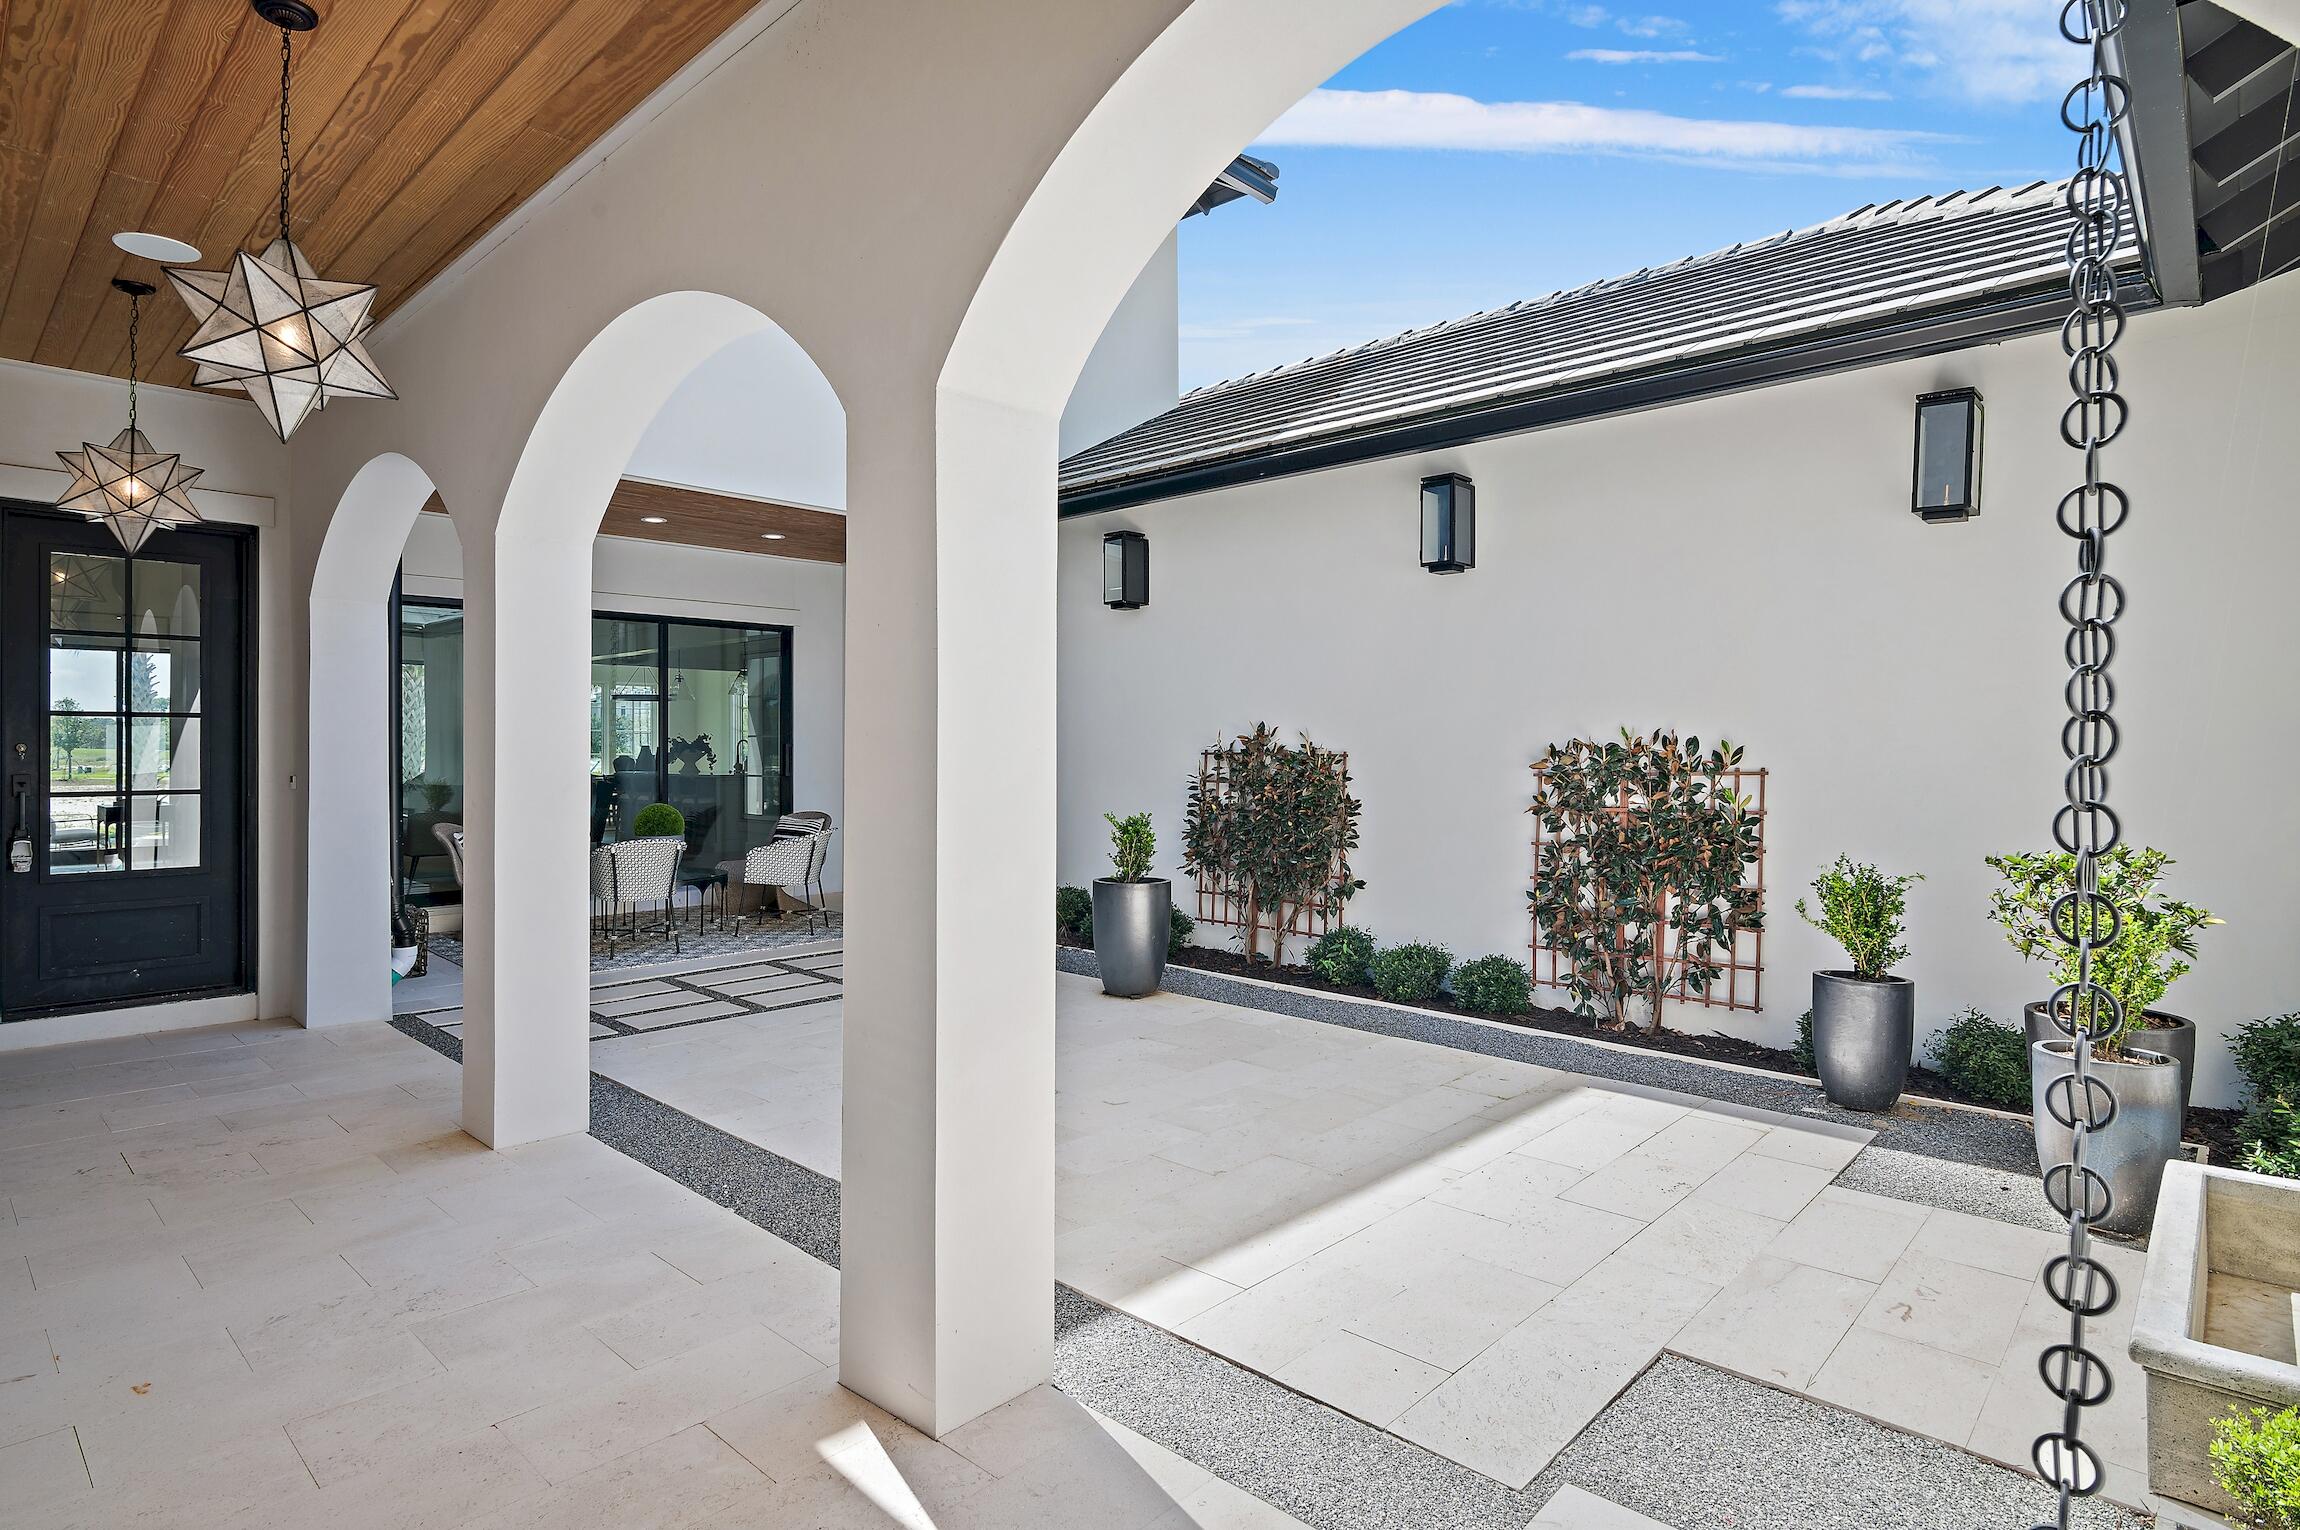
<box><xmin>1064</xmin><ymin>948</ymin><xmax>2041</xmax><ymax>1177</ymax></box>
<box><xmin>1834</xmin><ymin>1143</ymin><xmax>2069</xmax><ymax>1231</ymax></box>
<box><xmin>1541</xmin><ymin>1354</ymin><xmax>2143</xmax><ymax>1530</ymax></box>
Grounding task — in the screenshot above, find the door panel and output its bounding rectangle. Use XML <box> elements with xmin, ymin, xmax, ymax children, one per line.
<box><xmin>2</xmin><ymin>505</ymin><xmax>252</xmax><ymax>1018</ymax></box>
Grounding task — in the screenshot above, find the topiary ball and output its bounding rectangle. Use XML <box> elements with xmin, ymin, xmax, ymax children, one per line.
<box><xmin>630</xmin><ymin>802</ymin><xmax>685</xmax><ymax>839</ymax></box>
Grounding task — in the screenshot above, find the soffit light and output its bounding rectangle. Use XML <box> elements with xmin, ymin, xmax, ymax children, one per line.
<box><xmin>112</xmin><ymin>230</ymin><xmax>202</xmax><ymax>264</ymax></box>
<box><xmin>57</xmin><ymin>279</ymin><xmax>207</xmax><ymax>556</ymax></box>
<box><xmin>640</xmin><ymin>515</ymin><xmax>669</xmax><ymax>524</ymax></box>
<box><xmin>167</xmin><ymin>0</ymin><xmax>393</xmax><ymax>442</ymax></box>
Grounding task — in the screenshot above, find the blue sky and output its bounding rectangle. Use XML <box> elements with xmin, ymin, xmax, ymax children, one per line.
<box><xmin>1177</xmin><ymin>0</ymin><xmax>2075</xmax><ymax>389</ymax></box>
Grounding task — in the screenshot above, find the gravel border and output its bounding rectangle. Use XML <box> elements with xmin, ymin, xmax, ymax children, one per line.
<box><xmin>1060</xmin><ymin>948</ymin><xmax>2044</xmax><ymax>1175</ymax></box>
<box><xmin>387</xmin><ymin>1007</ymin><xmax>2139</xmax><ymax>1530</ymax></box>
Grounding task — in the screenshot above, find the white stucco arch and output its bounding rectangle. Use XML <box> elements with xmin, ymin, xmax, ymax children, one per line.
<box><xmin>304</xmin><ymin>452</ymin><xmax>451</xmax><ymax>1028</ymax></box>
<box><xmin>461</xmin><ymin>292</ymin><xmax>835</xmax><ymax>1149</ymax></box>
<box><xmin>279</xmin><ymin>0</ymin><xmax>1444</xmax><ymax>1436</ymax></box>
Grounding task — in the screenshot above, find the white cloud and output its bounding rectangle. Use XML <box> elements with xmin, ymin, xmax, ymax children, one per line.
<box><xmin>1617</xmin><ymin>13</ymin><xmax>1691</xmax><ymax>38</ymax></box>
<box><xmin>1256</xmin><ymin>87</ymin><xmax>1949</xmax><ymax>175</ymax></box>
<box><xmin>1775</xmin><ymin>0</ymin><xmax>2063</xmax><ymax>106</ymax></box>
<box><xmin>1781</xmin><ymin>82</ymin><xmax>1892</xmax><ymax>100</ymax></box>
<box><xmin>1569</xmin><ymin>47</ymin><xmax>1724</xmax><ymax>63</ymax></box>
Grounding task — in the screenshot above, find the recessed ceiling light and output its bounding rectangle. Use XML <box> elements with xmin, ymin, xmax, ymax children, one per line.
<box><xmin>760</xmin><ymin>532</ymin><xmax>786</xmax><ymax>540</ymax></box>
<box><xmin>640</xmin><ymin>515</ymin><xmax>668</xmax><ymax>524</ymax></box>
<box><xmin>113</xmin><ymin>230</ymin><xmax>202</xmax><ymax>264</ymax></box>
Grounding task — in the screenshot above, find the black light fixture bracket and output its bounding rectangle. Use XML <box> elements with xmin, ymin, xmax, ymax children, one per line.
<box><xmin>110</xmin><ymin>278</ymin><xmax>157</xmax><ymax>300</ymax></box>
<box><xmin>252</xmin><ymin>0</ymin><xmax>319</xmax><ymax>31</ymax></box>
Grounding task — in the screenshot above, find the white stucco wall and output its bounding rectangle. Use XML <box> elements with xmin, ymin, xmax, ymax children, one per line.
<box><xmin>1055</xmin><ymin>274</ymin><xmax>2300</xmax><ymax>1108</ymax></box>
<box><xmin>1059</xmin><ymin>229</ymin><xmax>1181</xmax><ymax>459</ymax></box>
<box><xmin>397</xmin><ymin>514</ymin><xmax>846</xmax><ymax>889</ymax></box>
<box><xmin>0</xmin><ymin>359</ymin><xmax>295</xmax><ymax>1047</ymax></box>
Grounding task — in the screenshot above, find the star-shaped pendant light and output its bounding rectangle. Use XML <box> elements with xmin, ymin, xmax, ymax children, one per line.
<box><xmin>58</xmin><ymin>279</ymin><xmax>206</xmax><ymax>556</ymax></box>
<box><xmin>166</xmin><ymin>1</ymin><xmax>392</xmax><ymax>441</ymax></box>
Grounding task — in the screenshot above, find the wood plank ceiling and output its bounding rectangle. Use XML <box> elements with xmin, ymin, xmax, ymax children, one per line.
<box><xmin>421</xmin><ymin>481</ymin><xmax>848</xmax><ymax>563</ymax></box>
<box><xmin>0</xmin><ymin>0</ymin><xmax>760</xmax><ymax>389</ymax></box>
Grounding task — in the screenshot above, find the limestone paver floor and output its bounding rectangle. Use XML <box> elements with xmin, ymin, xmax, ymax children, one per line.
<box><xmin>589</xmin><ymin>967</ymin><xmax>2152</xmax><ymax>1503</ymax></box>
<box><xmin>0</xmin><ymin>1013</ymin><xmax>1305</xmax><ymax>1530</ymax></box>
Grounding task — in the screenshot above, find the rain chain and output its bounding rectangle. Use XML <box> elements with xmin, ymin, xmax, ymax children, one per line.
<box><xmin>2030</xmin><ymin>3</ymin><xmax>2132</xmax><ymax>1525</ymax></box>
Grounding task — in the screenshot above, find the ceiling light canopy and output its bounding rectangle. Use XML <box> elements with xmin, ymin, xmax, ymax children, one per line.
<box><xmin>58</xmin><ymin>279</ymin><xmax>206</xmax><ymax>555</ymax></box>
<box><xmin>167</xmin><ymin>0</ymin><xmax>393</xmax><ymax>442</ymax></box>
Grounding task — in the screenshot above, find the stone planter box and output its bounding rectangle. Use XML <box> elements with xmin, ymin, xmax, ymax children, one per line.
<box><xmin>2130</xmin><ymin>1161</ymin><xmax>2300</xmax><ymax>1523</ymax></box>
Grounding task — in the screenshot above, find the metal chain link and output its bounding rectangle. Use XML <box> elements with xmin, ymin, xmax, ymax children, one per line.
<box><xmin>126</xmin><ymin>289</ymin><xmax>139</xmax><ymax>434</ymax></box>
<box><xmin>2031</xmin><ymin>3</ymin><xmax>2131</xmax><ymax>1525</ymax></box>
<box><xmin>278</xmin><ymin>25</ymin><xmax>294</xmax><ymax>243</ymax></box>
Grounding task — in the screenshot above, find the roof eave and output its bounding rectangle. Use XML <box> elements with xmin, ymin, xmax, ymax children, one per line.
<box><xmin>1056</xmin><ymin>271</ymin><xmax>2157</xmax><ymax>518</ymax></box>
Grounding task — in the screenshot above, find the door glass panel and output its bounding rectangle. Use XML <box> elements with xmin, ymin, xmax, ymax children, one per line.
<box><xmin>49</xmin><ymin>713</ymin><xmax>119</xmax><ymax>791</ymax></box>
<box><xmin>50</xmin><ymin>635</ymin><xmax>121</xmax><ymax>712</ymax></box>
<box><xmin>131</xmin><ymin>796</ymin><xmax>200</xmax><ymax>870</ymax></box>
<box><xmin>131</xmin><ymin>716</ymin><xmax>202</xmax><ymax>790</ymax></box>
<box><xmin>49</xmin><ymin>552</ymin><xmax>126</xmax><ymax>632</ymax></box>
<box><xmin>396</xmin><ymin>601</ymin><xmax>463</xmax><ymax>907</ymax></box>
<box><xmin>131</xmin><ymin>560</ymin><xmax>203</xmax><ymax>638</ymax></box>
<box><xmin>591</xmin><ymin>617</ymin><xmax>660</xmax><ymax>842</ymax></box>
<box><xmin>129</xmin><ymin>640</ymin><xmax>202</xmax><ymax>714</ymax></box>
<box><xmin>48</xmin><ymin>796</ymin><xmax>124</xmax><ymax>874</ymax></box>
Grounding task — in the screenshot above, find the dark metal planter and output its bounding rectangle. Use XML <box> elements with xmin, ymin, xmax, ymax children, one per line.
<box><xmin>2025</xmin><ymin>1001</ymin><xmax>2195</xmax><ymax>1122</ymax></box>
<box><xmin>1811</xmin><ymin>970</ymin><xmax>1914</xmax><ymax>1112</ymax></box>
<box><xmin>2031</xmin><ymin>1039</ymin><xmax>2184</xmax><ymax>1236</ymax></box>
<box><xmin>1092</xmin><ymin>878</ymin><xmax>1170</xmax><ymax>998</ymax></box>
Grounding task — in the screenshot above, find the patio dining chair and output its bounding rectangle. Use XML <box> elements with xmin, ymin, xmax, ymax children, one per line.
<box><xmin>590</xmin><ymin>834</ymin><xmax>685</xmax><ymax>959</ymax></box>
<box><xmin>432</xmin><ymin>823</ymin><xmax>465</xmax><ymax>888</ymax></box>
<box><xmin>741</xmin><ymin>824</ymin><xmax>831</xmax><ymax>935</ymax></box>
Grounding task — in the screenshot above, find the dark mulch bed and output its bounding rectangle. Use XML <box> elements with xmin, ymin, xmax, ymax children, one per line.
<box><xmin>1066</xmin><ymin>932</ymin><xmax>2240</xmax><ymax>1155</ymax></box>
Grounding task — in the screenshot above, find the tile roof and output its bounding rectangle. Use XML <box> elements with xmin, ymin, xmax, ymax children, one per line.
<box><xmin>1060</xmin><ymin>179</ymin><xmax>2142</xmax><ymax>503</ymax></box>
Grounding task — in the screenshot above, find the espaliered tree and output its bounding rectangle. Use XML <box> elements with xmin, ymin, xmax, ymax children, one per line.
<box><xmin>1183</xmin><ymin>723</ymin><xmax>1363</xmax><ymax>965</ymax></box>
<box><xmin>1527</xmin><ymin>728</ymin><xmax>1765</xmax><ymax>1033</ymax></box>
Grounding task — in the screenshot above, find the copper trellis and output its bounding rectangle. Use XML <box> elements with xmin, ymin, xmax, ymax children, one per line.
<box><xmin>1190</xmin><ymin>744</ymin><xmax>1355</xmax><ymax>949</ymax></box>
<box><xmin>1526</xmin><ymin>760</ymin><xmax>1768</xmax><ymax>1014</ymax></box>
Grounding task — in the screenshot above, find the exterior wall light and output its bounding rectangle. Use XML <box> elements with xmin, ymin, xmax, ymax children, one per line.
<box><xmin>1912</xmin><ymin>388</ymin><xmax>1983</xmax><ymax>522</ymax></box>
<box><xmin>1420</xmin><ymin>473</ymin><xmax>1475</xmax><ymax>573</ymax></box>
<box><xmin>1102</xmin><ymin>529</ymin><xmax>1149</xmax><ymax>609</ymax></box>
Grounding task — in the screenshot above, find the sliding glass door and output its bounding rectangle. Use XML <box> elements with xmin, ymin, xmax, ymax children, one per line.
<box><xmin>392</xmin><ymin>594</ymin><xmax>793</xmax><ymax>907</ymax></box>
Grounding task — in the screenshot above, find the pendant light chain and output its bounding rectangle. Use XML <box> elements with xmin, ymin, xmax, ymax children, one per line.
<box><xmin>126</xmin><ymin>289</ymin><xmax>140</xmax><ymax>435</ymax></box>
<box><xmin>2032</xmin><ymin>3</ymin><xmax>2131</xmax><ymax>1526</ymax></box>
<box><xmin>278</xmin><ymin>24</ymin><xmax>294</xmax><ymax>243</ymax></box>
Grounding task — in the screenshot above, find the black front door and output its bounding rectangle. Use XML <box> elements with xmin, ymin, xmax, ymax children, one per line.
<box><xmin>1</xmin><ymin>504</ymin><xmax>253</xmax><ymax>1018</ymax></box>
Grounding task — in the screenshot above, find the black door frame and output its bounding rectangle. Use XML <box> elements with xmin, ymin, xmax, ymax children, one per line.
<box><xmin>0</xmin><ymin>500</ymin><xmax>260</xmax><ymax>1021</ymax></box>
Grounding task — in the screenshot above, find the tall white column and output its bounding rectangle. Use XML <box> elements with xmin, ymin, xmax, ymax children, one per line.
<box><xmin>457</xmin><ymin>528</ymin><xmax>594</xmax><ymax>1148</ymax></box>
<box><xmin>838</xmin><ymin>388</ymin><xmax>1059</xmax><ymax>1437</ymax></box>
<box><xmin>302</xmin><ymin>591</ymin><xmax>392</xmax><ymax>1028</ymax></box>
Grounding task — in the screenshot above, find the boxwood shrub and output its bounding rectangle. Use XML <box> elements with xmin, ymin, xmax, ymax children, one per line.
<box><xmin>1306</xmin><ymin>926</ymin><xmax>1377</xmax><ymax>987</ymax></box>
<box><xmin>1055</xmin><ymin>885</ymin><xmax>1092</xmax><ymax>939</ymax></box>
<box><xmin>1452</xmin><ymin>955</ymin><xmax>1531</xmax><ymax>1016</ymax></box>
<box><xmin>1927</xmin><ymin>1008</ymin><xmax>2031</xmax><ymax>1109</ymax></box>
<box><xmin>1368</xmin><ymin>942</ymin><xmax>1451</xmax><ymax>1005</ymax></box>
<box><xmin>630</xmin><ymin>802</ymin><xmax>684</xmax><ymax>839</ymax></box>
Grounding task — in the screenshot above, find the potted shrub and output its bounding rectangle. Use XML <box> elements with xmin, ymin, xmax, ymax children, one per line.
<box><xmin>1092</xmin><ymin>812</ymin><xmax>1169</xmax><ymax>998</ymax></box>
<box><xmin>630</xmin><ymin>801</ymin><xmax>685</xmax><ymax>840</ymax></box>
<box><xmin>1796</xmin><ymin>857</ymin><xmax>1921</xmax><ymax>1111</ymax></box>
<box><xmin>2210</xmin><ymin>1405</ymin><xmax>2300</xmax><ymax>1529</ymax></box>
<box><xmin>1987</xmin><ymin>846</ymin><xmax>2218</xmax><ymax>1234</ymax></box>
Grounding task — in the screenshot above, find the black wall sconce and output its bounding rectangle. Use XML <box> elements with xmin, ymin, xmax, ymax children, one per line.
<box><xmin>1420</xmin><ymin>473</ymin><xmax>1475</xmax><ymax>573</ymax></box>
<box><xmin>1102</xmin><ymin>529</ymin><xmax>1149</xmax><ymax>609</ymax></box>
<box><xmin>1911</xmin><ymin>388</ymin><xmax>1983</xmax><ymax>522</ymax></box>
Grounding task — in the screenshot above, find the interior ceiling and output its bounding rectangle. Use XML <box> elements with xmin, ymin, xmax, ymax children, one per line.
<box><xmin>0</xmin><ymin>0</ymin><xmax>759</xmax><ymax>390</ymax></box>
